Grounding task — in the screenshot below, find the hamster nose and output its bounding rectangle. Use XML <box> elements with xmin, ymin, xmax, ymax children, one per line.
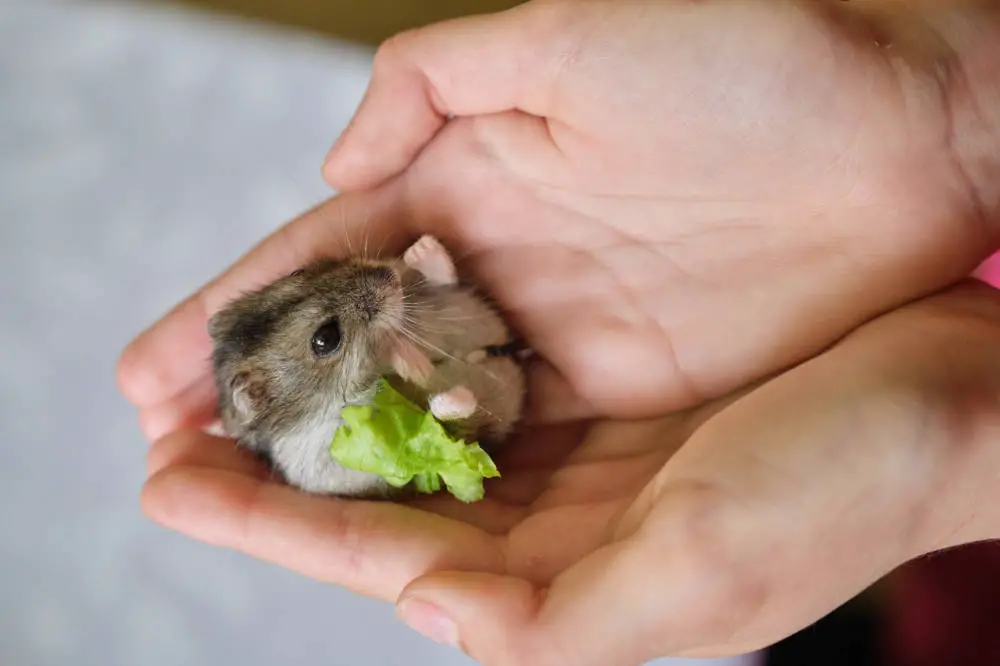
<box><xmin>363</xmin><ymin>265</ymin><xmax>399</xmax><ymax>287</ymax></box>
<box><xmin>356</xmin><ymin>265</ymin><xmax>401</xmax><ymax>321</ymax></box>
<box><xmin>360</xmin><ymin>299</ymin><xmax>382</xmax><ymax>320</ymax></box>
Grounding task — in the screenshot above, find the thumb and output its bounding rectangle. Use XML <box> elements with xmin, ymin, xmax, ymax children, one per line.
<box><xmin>395</xmin><ymin>537</ymin><xmax>732</xmax><ymax>666</ymax></box>
<box><xmin>323</xmin><ymin>1</ymin><xmax>571</xmax><ymax>192</ymax></box>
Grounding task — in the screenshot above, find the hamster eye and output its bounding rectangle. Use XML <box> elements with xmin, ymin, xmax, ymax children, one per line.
<box><xmin>311</xmin><ymin>319</ymin><xmax>342</xmax><ymax>357</ymax></box>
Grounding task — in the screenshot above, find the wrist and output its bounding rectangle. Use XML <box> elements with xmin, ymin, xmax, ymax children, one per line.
<box><xmin>924</xmin><ymin>3</ymin><xmax>1000</xmax><ymax>236</ymax></box>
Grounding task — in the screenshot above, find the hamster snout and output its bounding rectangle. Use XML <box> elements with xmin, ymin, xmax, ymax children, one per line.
<box><xmin>350</xmin><ymin>264</ymin><xmax>403</xmax><ymax>324</ymax></box>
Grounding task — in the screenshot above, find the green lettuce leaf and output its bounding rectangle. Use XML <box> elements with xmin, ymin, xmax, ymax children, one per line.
<box><xmin>329</xmin><ymin>380</ymin><xmax>500</xmax><ymax>502</ymax></box>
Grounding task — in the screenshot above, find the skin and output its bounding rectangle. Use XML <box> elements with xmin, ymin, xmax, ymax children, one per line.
<box><xmin>117</xmin><ymin>1</ymin><xmax>1000</xmax><ymax>664</ymax></box>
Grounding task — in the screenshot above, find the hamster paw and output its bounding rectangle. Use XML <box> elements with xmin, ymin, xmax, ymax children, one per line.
<box><xmin>404</xmin><ymin>235</ymin><xmax>457</xmax><ymax>286</ymax></box>
<box><xmin>429</xmin><ymin>386</ymin><xmax>478</xmax><ymax>421</ymax></box>
<box><xmin>390</xmin><ymin>337</ymin><xmax>434</xmax><ymax>387</ymax></box>
<box><xmin>465</xmin><ymin>349</ymin><xmax>487</xmax><ymax>364</ymax></box>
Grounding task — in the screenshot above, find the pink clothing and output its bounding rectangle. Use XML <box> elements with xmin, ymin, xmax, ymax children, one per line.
<box><xmin>974</xmin><ymin>251</ymin><xmax>1000</xmax><ymax>288</ymax></box>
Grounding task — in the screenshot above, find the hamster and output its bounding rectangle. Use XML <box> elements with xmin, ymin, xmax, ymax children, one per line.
<box><xmin>207</xmin><ymin>235</ymin><xmax>527</xmax><ymax>499</ymax></box>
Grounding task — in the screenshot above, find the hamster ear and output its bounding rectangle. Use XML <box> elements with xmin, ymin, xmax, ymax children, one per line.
<box><xmin>229</xmin><ymin>371</ymin><xmax>268</xmax><ymax>419</ymax></box>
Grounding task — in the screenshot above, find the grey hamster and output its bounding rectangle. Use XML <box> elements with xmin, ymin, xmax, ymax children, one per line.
<box><xmin>207</xmin><ymin>235</ymin><xmax>527</xmax><ymax>499</ymax></box>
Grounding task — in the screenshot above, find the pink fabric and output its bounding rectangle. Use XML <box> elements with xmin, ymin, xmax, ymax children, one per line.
<box><xmin>885</xmin><ymin>545</ymin><xmax>1000</xmax><ymax>666</ymax></box>
<box><xmin>974</xmin><ymin>251</ymin><xmax>1000</xmax><ymax>288</ymax></box>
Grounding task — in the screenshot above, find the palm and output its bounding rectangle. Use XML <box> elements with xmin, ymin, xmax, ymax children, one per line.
<box><xmin>408</xmin><ymin>416</ymin><xmax>685</xmax><ymax>583</ymax></box>
<box><xmin>143</xmin><ymin>401</ymin><xmax>714</xmax><ymax>599</ymax></box>
<box><xmin>137</xmin><ymin>280</ymin><xmax>1000</xmax><ymax>664</ymax></box>
<box><xmin>123</xmin><ymin>0</ymin><xmax>988</xmax><ymax>443</ymax></box>
<box><xmin>125</xmin><ymin>81</ymin><xmax>984</xmax><ymax>603</ymax></box>
<box><xmin>387</xmin><ymin>0</ymin><xmax>989</xmax><ymax>417</ymax></box>
<box><xmin>122</xmin><ymin>0</ymin><xmax>1000</xmax><ymax>660</ymax></box>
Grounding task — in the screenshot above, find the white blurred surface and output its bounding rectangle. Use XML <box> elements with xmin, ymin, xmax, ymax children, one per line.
<box><xmin>0</xmin><ymin>2</ymin><xmax>759</xmax><ymax>665</ymax></box>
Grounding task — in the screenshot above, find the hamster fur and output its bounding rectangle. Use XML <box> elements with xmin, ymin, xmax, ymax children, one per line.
<box><xmin>207</xmin><ymin>235</ymin><xmax>526</xmax><ymax>498</ymax></box>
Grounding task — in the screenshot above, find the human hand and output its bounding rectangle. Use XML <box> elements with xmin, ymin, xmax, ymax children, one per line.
<box><xmin>137</xmin><ymin>278</ymin><xmax>1000</xmax><ymax>665</ymax></box>
<box><xmin>116</xmin><ymin>186</ymin><xmax>1000</xmax><ymax>666</ymax></box>
<box><xmin>119</xmin><ymin>0</ymin><xmax>1000</xmax><ymax>436</ymax></box>
<box><xmin>317</xmin><ymin>0</ymin><xmax>1000</xmax><ymax>417</ymax></box>
<box><xmin>116</xmin><ymin>1</ymin><xmax>1000</xmax><ymax>663</ymax></box>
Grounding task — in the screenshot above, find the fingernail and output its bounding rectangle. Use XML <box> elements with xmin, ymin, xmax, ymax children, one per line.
<box><xmin>398</xmin><ymin>599</ymin><xmax>459</xmax><ymax>646</ymax></box>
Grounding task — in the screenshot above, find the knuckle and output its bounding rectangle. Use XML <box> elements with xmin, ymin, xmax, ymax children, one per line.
<box><xmin>373</xmin><ymin>30</ymin><xmax>419</xmax><ymax>75</ymax></box>
<box><xmin>145</xmin><ymin>429</ymin><xmax>199</xmax><ymax>476</ymax></box>
<box><xmin>523</xmin><ymin>0</ymin><xmax>580</xmax><ymax>25</ymax></box>
<box><xmin>320</xmin><ymin>503</ymin><xmax>374</xmax><ymax>582</ymax></box>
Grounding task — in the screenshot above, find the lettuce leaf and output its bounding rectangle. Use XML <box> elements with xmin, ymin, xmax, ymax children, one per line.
<box><xmin>329</xmin><ymin>380</ymin><xmax>500</xmax><ymax>502</ymax></box>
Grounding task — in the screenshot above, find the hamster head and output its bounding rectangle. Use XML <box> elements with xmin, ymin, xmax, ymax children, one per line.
<box><xmin>207</xmin><ymin>256</ymin><xmax>416</xmax><ymax>439</ymax></box>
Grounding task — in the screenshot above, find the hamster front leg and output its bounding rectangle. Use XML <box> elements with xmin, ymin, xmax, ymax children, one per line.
<box><xmin>396</xmin><ymin>234</ymin><xmax>518</xmax><ymax>440</ymax></box>
<box><xmin>429</xmin><ymin>386</ymin><xmax>478</xmax><ymax>421</ymax></box>
<box><xmin>390</xmin><ymin>235</ymin><xmax>459</xmax><ymax>383</ymax></box>
<box><xmin>403</xmin><ymin>235</ymin><xmax>458</xmax><ymax>286</ymax></box>
<box><xmin>389</xmin><ymin>336</ymin><xmax>434</xmax><ymax>386</ymax></box>
<box><xmin>401</xmin><ymin>235</ymin><xmax>479</xmax><ymax>420</ymax></box>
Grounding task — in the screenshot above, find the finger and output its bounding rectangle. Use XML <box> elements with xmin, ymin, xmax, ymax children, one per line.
<box><xmin>397</xmin><ymin>533</ymin><xmax>728</xmax><ymax>666</ymax></box>
<box><xmin>117</xmin><ymin>186</ymin><xmax>409</xmax><ymax>417</ymax></box>
<box><xmin>413</xmin><ymin>420</ymin><xmax>592</xmax><ymax>532</ymax></box>
<box><xmin>398</xmin><ymin>422</ymin><xmax>731</xmax><ymax>660</ymax></box>
<box><xmin>491</xmin><ymin>421</ymin><xmax>590</xmax><ymax>477</ymax></box>
<box><xmin>141</xmin><ymin>462</ymin><xmax>505</xmax><ymax>602</ymax></box>
<box><xmin>397</xmin><ymin>434</ymin><xmax>876</xmax><ymax>665</ymax></box>
<box><xmin>407</xmin><ymin>496</ymin><xmax>523</xmax><ymax>536</ymax></box>
<box><xmin>522</xmin><ymin>361</ymin><xmax>599</xmax><ymax>424</ymax></box>
<box><xmin>146</xmin><ymin>429</ymin><xmax>270</xmax><ymax>479</ymax></box>
<box><xmin>322</xmin><ymin>1</ymin><xmax>577</xmax><ymax>191</ymax></box>
<box><xmin>138</xmin><ymin>374</ymin><xmax>218</xmax><ymax>442</ymax></box>
<box><xmin>401</xmin><ymin>282</ymin><xmax>1000</xmax><ymax>663</ymax></box>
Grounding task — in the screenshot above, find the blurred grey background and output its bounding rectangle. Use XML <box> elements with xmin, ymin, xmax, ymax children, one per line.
<box><xmin>0</xmin><ymin>2</ymin><xmax>760</xmax><ymax>665</ymax></box>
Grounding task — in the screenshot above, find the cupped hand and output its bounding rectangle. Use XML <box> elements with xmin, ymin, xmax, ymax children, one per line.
<box><xmin>319</xmin><ymin>0</ymin><xmax>998</xmax><ymax>416</ymax></box>
<box><xmin>138</xmin><ymin>280</ymin><xmax>1000</xmax><ymax>665</ymax></box>
<box><xmin>116</xmin><ymin>1</ymin><xmax>1000</xmax><ymax>664</ymax></box>
<box><xmin>119</xmin><ymin>0</ymin><xmax>999</xmax><ymax>437</ymax></box>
